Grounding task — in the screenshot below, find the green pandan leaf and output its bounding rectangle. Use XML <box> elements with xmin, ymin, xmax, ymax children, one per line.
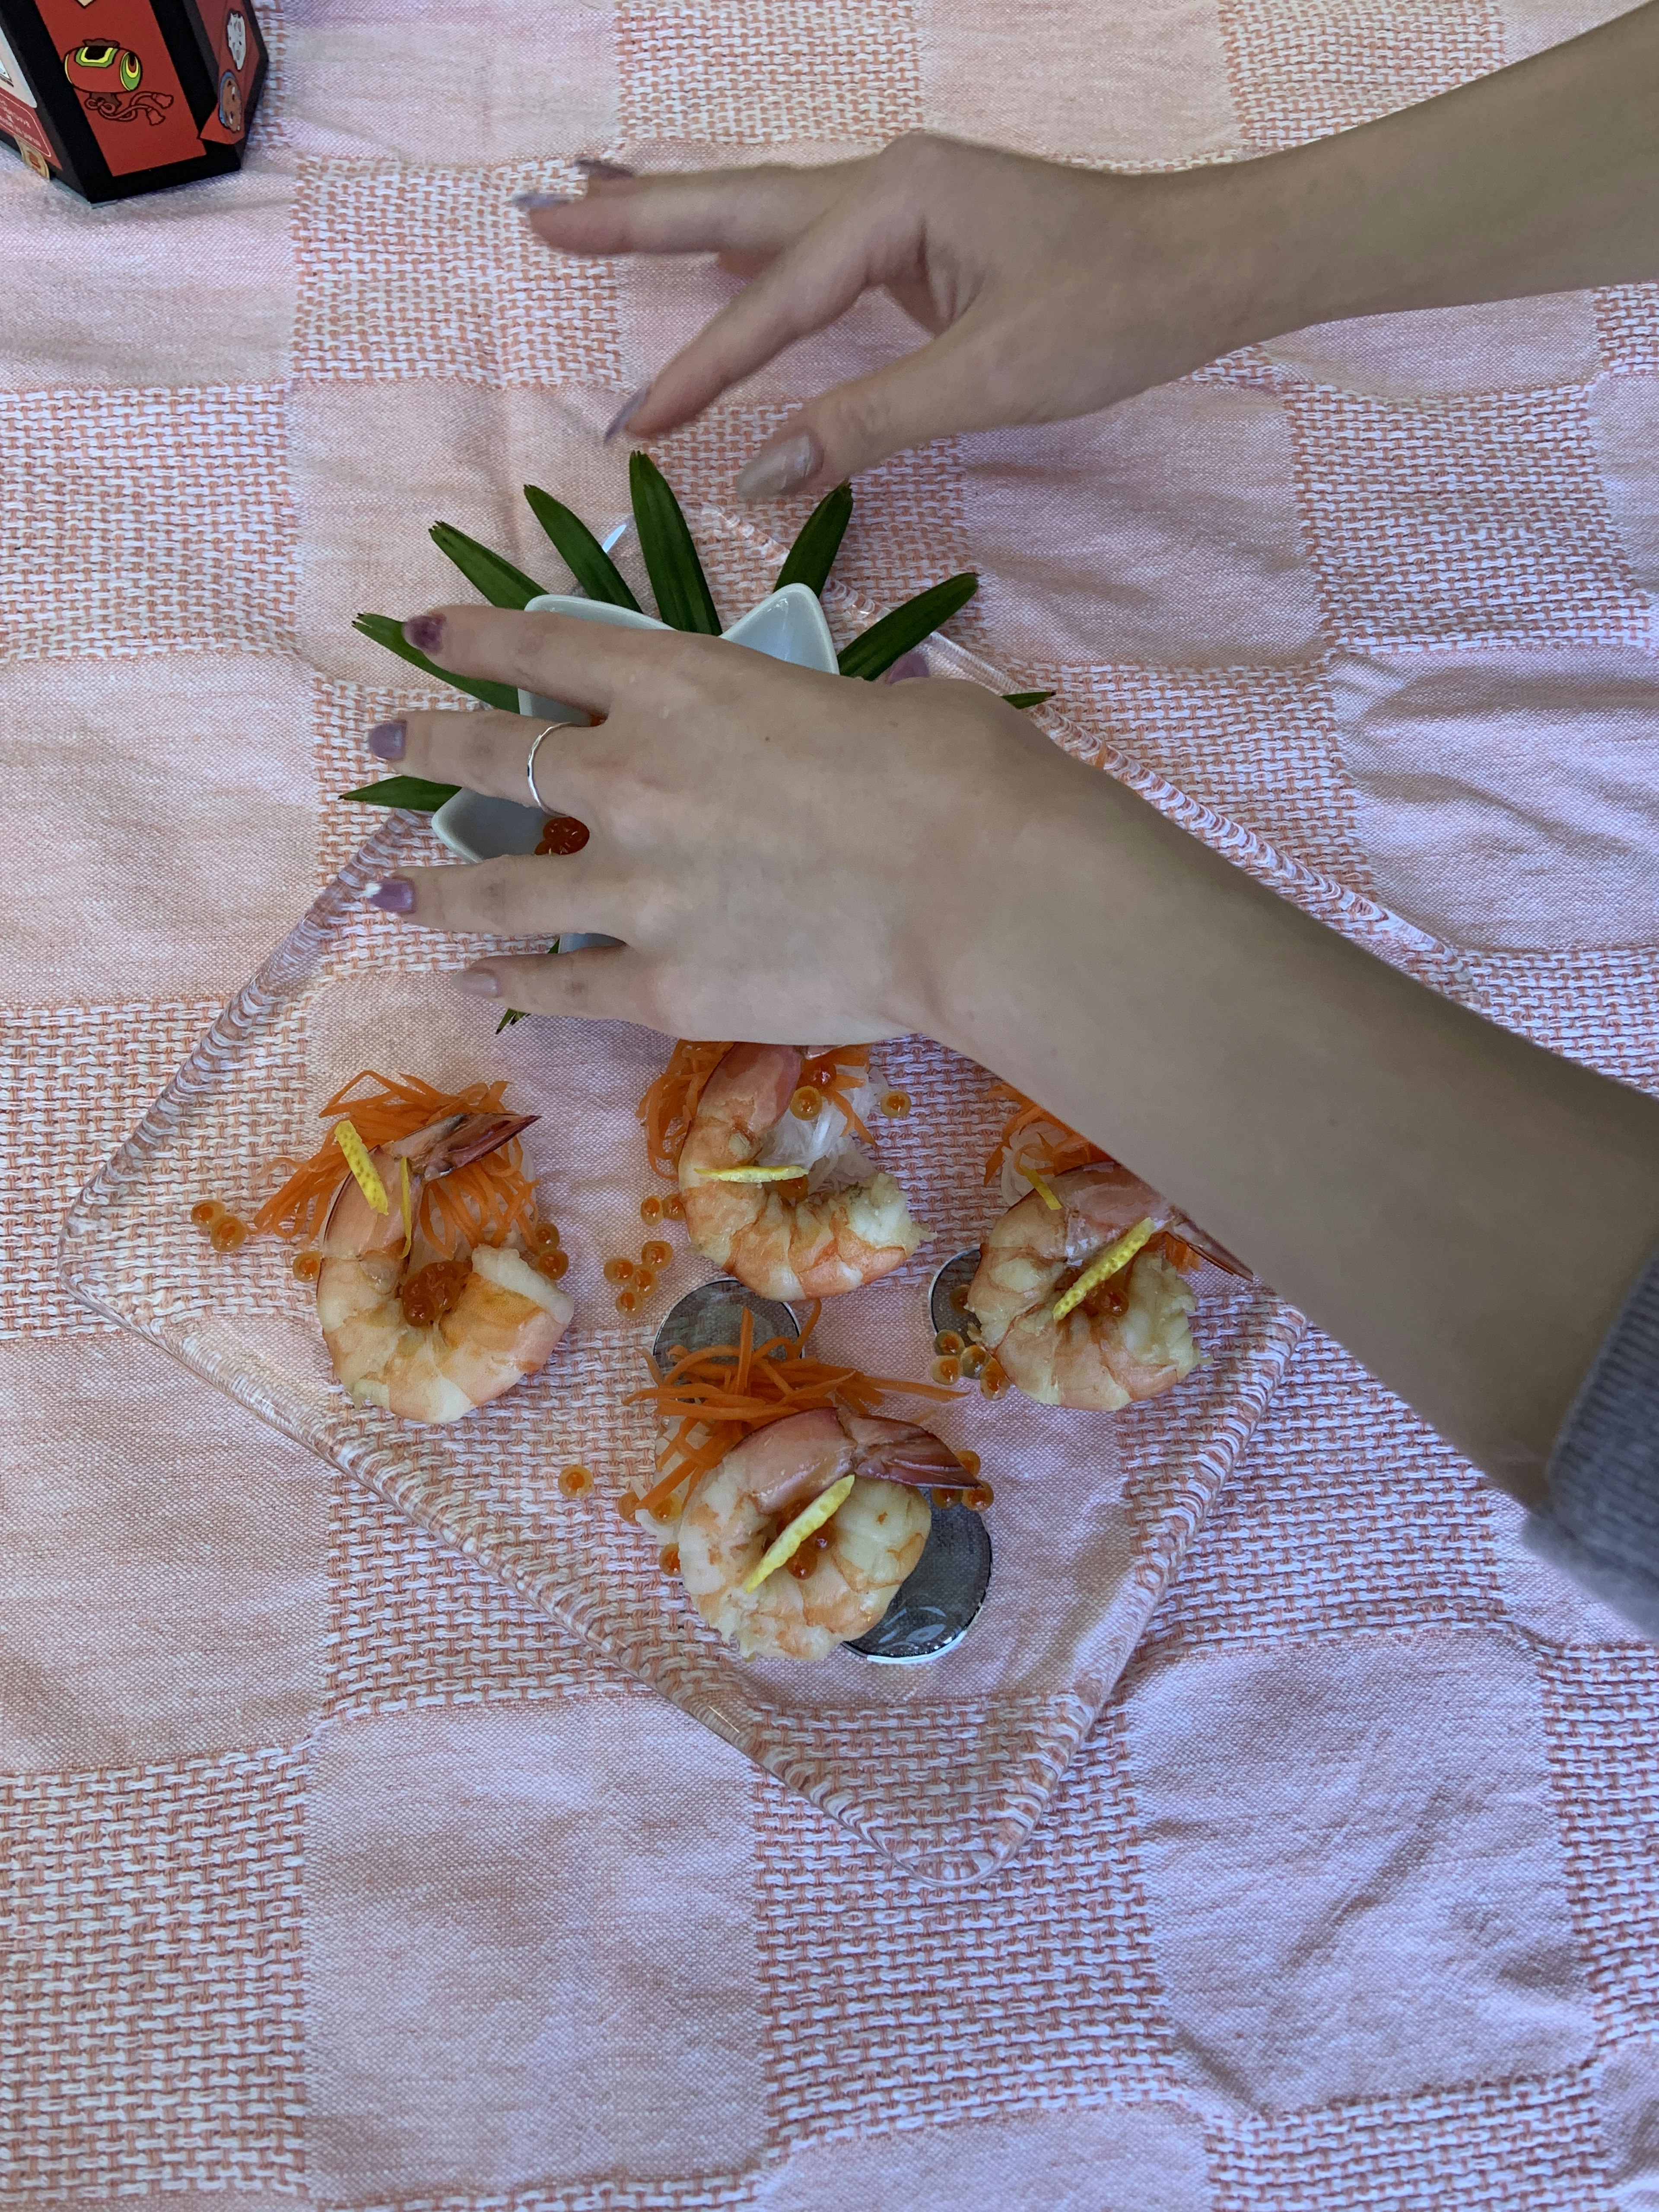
<box><xmin>775</xmin><ymin>481</ymin><xmax>852</xmax><ymax>595</ymax></box>
<box><xmin>429</xmin><ymin>524</ymin><xmax>548</xmax><ymax>610</ymax></box>
<box><xmin>353</xmin><ymin>613</ymin><xmax>520</xmax><ymax>713</ymax></box>
<box><xmin>837</xmin><ymin>574</ymin><xmax>979</xmax><ymax>681</ymax></box>
<box><xmin>523</xmin><ymin>486</ymin><xmax>642</xmax><ymax>611</ymax></box>
<box><xmin>630</xmin><ymin>451</ymin><xmax>721</xmax><ymax>634</ymax></box>
<box><xmin>1002</xmin><ymin>689</ymin><xmax>1055</xmax><ymax>710</ymax></box>
<box><xmin>338</xmin><ymin>775</ymin><xmax>461</xmax><ymax>812</ymax></box>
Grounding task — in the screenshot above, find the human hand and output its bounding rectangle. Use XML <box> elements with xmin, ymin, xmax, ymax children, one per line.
<box><xmin>362</xmin><ymin>604</ymin><xmax>1087</xmax><ymax>1041</ymax></box>
<box><xmin>523</xmin><ymin>135</ymin><xmax>1281</xmax><ymax>499</ymax></box>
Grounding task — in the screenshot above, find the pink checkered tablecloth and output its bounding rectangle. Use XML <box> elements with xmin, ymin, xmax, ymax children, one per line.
<box><xmin>7</xmin><ymin>0</ymin><xmax>1659</xmax><ymax>2204</ymax></box>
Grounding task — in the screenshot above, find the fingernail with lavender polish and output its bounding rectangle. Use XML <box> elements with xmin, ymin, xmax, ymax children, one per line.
<box><xmin>454</xmin><ymin>968</ymin><xmax>502</xmax><ymax>999</ymax></box>
<box><xmin>513</xmin><ymin>191</ymin><xmax>575</xmax><ymax>211</ymax></box>
<box><xmin>576</xmin><ymin>158</ymin><xmax>635</xmax><ymax>181</ymax></box>
<box><xmin>367</xmin><ymin>718</ymin><xmax>406</xmax><ymax>760</ymax></box>
<box><xmin>403</xmin><ymin>613</ymin><xmax>444</xmax><ymax>655</ymax></box>
<box><xmin>604</xmin><ymin>384</ymin><xmax>651</xmax><ymax>444</ymax></box>
<box><xmin>363</xmin><ymin>878</ymin><xmax>416</xmax><ymax>914</ymax></box>
<box><xmin>734</xmin><ymin>430</ymin><xmax>822</xmax><ymax>502</ymax></box>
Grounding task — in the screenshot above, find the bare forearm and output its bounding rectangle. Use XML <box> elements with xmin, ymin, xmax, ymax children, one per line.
<box><xmin>929</xmin><ymin>765</ymin><xmax>1659</xmax><ymax>1506</ymax></box>
<box><xmin>1239</xmin><ymin>1</ymin><xmax>1659</xmax><ymax>340</ymax></box>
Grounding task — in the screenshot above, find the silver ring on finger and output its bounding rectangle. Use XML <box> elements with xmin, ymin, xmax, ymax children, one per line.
<box><xmin>525</xmin><ymin>723</ymin><xmax>559</xmax><ymax>811</ymax></box>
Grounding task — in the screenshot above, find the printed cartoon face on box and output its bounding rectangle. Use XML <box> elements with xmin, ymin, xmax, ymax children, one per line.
<box><xmin>35</xmin><ymin>0</ymin><xmax>206</xmax><ymax>171</ymax></box>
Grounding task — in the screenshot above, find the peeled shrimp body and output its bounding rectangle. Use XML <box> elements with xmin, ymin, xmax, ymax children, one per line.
<box><xmin>679</xmin><ymin>1043</ymin><xmax>926</xmax><ymax>1300</ymax></box>
<box><xmin>678</xmin><ymin>1407</ymin><xmax>945</xmax><ymax>1660</ymax></box>
<box><xmin>967</xmin><ymin>1163</ymin><xmax>1200</xmax><ymax>1412</ymax></box>
<box><xmin>317</xmin><ymin>1111</ymin><xmax>573</xmax><ymax>1424</ymax></box>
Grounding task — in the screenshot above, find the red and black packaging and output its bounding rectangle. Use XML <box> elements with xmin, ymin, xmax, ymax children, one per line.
<box><xmin>0</xmin><ymin>0</ymin><xmax>266</xmax><ymax>200</ymax></box>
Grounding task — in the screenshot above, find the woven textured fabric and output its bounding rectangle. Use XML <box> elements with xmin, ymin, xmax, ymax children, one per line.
<box><xmin>7</xmin><ymin>0</ymin><xmax>1659</xmax><ymax>2202</ymax></box>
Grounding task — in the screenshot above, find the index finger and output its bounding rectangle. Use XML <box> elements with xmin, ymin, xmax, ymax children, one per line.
<box><xmin>402</xmin><ymin>604</ymin><xmax>679</xmax><ymax>715</ymax></box>
<box><xmin>521</xmin><ymin>156</ymin><xmax>864</xmax><ymax>259</ymax></box>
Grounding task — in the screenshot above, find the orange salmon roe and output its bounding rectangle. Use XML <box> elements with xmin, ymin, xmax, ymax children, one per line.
<box><xmin>617</xmin><ymin>1490</ymin><xmax>642</xmax><ymax>1522</ymax></box>
<box><xmin>880</xmin><ymin>1090</ymin><xmax>912</xmax><ymax>1118</ymax></box>
<box><xmin>640</xmin><ymin>1194</ymin><xmax>663</xmax><ymax>1224</ymax></box>
<box><xmin>959</xmin><ymin>1344</ymin><xmax>988</xmax><ymax>1379</ymax></box>
<box><xmin>292</xmin><ymin>1249</ymin><xmax>322</xmax><ymax>1283</ymax></box>
<box><xmin>963</xmin><ymin>1483</ymin><xmax>994</xmax><ymax>1511</ymax></box>
<box><xmin>400</xmin><ymin>1257</ymin><xmax>470</xmax><ymax>1326</ymax></box>
<box><xmin>955</xmin><ymin>1448</ymin><xmax>981</xmax><ymax>1478</ymax></box>
<box><xmin>559</xmin><ymin>1464</ymin><xmax>594</xmax><ymax>1497</ymax></box>
<box><xmin>931</xmin><ymin>1355</ymin><xmax>960</xmax><ymax>1384</ymax></box>
<box><xmin>191</xmin><ymin>1199</ymin><xmax>222</xmax><ymax>1229</ymax></box>
<box><xmin>210</xmin><ymin>1215</ymin><xmax>248</xmax><ymax>1252</ymax></box>
<box><xmin>641</xmin><ymin>1240</ymin><xmax>672</xmax><ymax>1271</ymax></box>
<box><xmin>658</xmin><ymin>1543</ymin><xmax>680</xmax><ymax>1576</ymax></box>
<box><xmin>604</xmin><ymin>1256</ymin><xmax>636</xmax><ymax>1284</ymax></box>
<box><xmin>790</xmin><ymin>1087</ymin><xmax>822</xmax><ymax>1121</ymax></box>
<box><xmin>665</xmin><ymin>1192</ymin><xmax>686</xmax><ymax>1220</ymax></box>
<box><xmin>980</xmin><ymin>1360</ymin><xmax>1008</xmax><ymax>1399</ymax></box>
<box><xmin>934</xmin><ymin>1329</ymin><xmax>964</xmax><ymax>1356</ymax></box>
<box><xmin>616</xmin><ymin>1287</ymin><xmax>640</xmax><ymax>1315</ymax></box>
<box><xmin>534</xmin><ymin>1247</ymin><xmax>570</xmax><ymax>1281</ymax></box>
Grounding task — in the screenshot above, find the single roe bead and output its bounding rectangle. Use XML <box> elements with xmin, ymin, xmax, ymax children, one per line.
<box><xmin>790</xmin><ymin>1087</ymin><xmax>822</xmax><ymax>1120</ymax></box>
<box><xmin>641</xmin><ymin>1240</ymin><xmax>672</xmax><ymax>1271</ymax></box>
<box><xmin>880</xmin><ymin>1090</ymin><xmax>911</xmax><ymax>1118</ymax></box>
<box><xmin>190</xmin><ymin>1199</ymin><xmax>222</xmax><ymax>1228</ymax></box>
<box><xmin>210</xmin><ymin>1215</ymin><xmax>248</xmax><ymax>1252</ymax></box>
<box><xmin>615</xmin><ymin>1287</ymin><xmax>640</xmax><ymax>1314</ymax></box>
<box><xmin>559</xmin><ymin>1464</ymin><xmax>593</xmax><ymax>1497</ymax></box>
<box><xmin>640</xmin><ymin>1194</ymin><xmax>663</xmax><ymax>1224</ymax></box>
<box><xmin>604</xmin><ymin>1256</ymin><xmax>636</xmax><ymax>1285</ymax></box>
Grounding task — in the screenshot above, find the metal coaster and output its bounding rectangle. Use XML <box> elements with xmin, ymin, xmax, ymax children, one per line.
<box><xmin>928</xmin><ymin>1246</ymin><xmax>984</xmax><ymax>1344</ymax></box>
<box><xmin>845</xmin><ymin>1503</ymin><xmax>993</xmax><ymax>1665</ymax></box>
<box><xmin>652</xmin><ymin>1279</ymin><xmax>799</xmax><ymax>1372</ymax></box>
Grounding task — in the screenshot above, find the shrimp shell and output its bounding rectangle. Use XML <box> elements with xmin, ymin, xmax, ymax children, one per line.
<box><xmin>679</xmin><ymin>1043</ymin><xmax>926</xmax><ymax>1300</ymax></box>
<box><xmin>677</xmin><ymin>1408</ymin><xmax>934</xmax><ymax>1660</ymax></box>
<box><xmin>967</xmin><ymin>1163</ymin><xmax>1200</xmax><ymax>1411</ymax></box>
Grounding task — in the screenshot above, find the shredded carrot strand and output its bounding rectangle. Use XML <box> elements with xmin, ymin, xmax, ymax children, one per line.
<box><xmin>253</xmin><ymin>1070</ymin><xmax>537</xmax><ymax>1252</ymax></box>
<box><xmin>637</xmin><ymin>1040</ymin><xmax>733</xmax><ymax>1179</ymax></box>
<box><xmin>983</xmin><ymin>1082</ymin><xmax>1114</xmax><ymax>1189</ymax></box>
<box><xmin>629</xmin><ymin>1322</ymin><xmax>960</xmax><ymax>1519</ymax></box>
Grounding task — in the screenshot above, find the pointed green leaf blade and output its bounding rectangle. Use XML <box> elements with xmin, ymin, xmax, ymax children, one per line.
<box><xmin>523</xmin><ymin>485</ymin><xmax>642</xmax><ymax>611</ymax></box>
<box><xmin>337</xmin><ymin>775</ymin><xmax>461</xmax><ymax>812</ymax></box>
<box><xmin>836</xmin><ymin>574</ymin><xmax>979</xmax><ymax>681</ymax></box>
<box><xmin>774</xmin><ymin>481</ymin><xmax>852</xmax><ymax>595</ymax></box>
<box><xmin>1002</xmin><ymin>689</ymin><xmax>1055</xmax><ymax>710</ymax></box>
<box><xmin>429</xmin><ymin>523</ymin><xmax>548</xmax><ymax>610</ymax></box>
<box><xmin>630</xmin><ymin>451</ymin><xmax>721</xmax><ymax>634</ymax></box>
<box><xmin>353</xmin><ymin>613</ymin><xmax>520</xmax><ymax>713</ymax></box>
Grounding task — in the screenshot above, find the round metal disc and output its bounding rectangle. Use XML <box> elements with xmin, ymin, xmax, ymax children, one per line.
<box><xmin>928</xmin><ymin>1247</ymin><xmax>984</xmax><ymax>1344</ymax></box>
<box><xmin>652</xmin><ymin>1279</ymin><xmax>799</xmax><ymax>1373</ymax></box>
<box><xmin>845</xmin><ymin>1503</ymin><xmax>993</xmax><ymax>1665</ymax></box>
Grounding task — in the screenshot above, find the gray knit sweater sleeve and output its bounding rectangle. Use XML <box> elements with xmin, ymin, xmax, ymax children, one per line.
<box><xmin>1525</xmin><ymin>1252</ymin><xmax>1659</xmax><ymax>1639</ymax></box>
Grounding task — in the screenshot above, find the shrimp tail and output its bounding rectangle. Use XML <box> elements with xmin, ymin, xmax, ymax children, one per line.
<box><xmin>1169</xmin><ymin>1216</ymin><xmax>1252</xmax><ymax>1279</ymax></box>
<box><xmin>407</xmin><ymin>1111</ymin><xmax>539</xmax><ymax>1178</ymax></box>
<box><xmin>836</xmin><ymin>1406</ymin><xmax>964</xmax><ymax>1490</ymax></box>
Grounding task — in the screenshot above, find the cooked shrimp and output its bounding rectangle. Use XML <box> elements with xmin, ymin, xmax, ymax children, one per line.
<box><xmin>966</xmin><ymin>1163</ymin><xmax>1202</xmax><ymax>1411</ymax></box>
<box><xmin>317</xmin><ymin>1110</ymin><xmax>573</xmax><ymax>1424</ymax></box>
<box><xmin>677</xmin><ymin>1406</ymin><xmax>947</xmax><ymax>1660</ymax></box>
<box><xmin>679</xmin><ymin>1042</ymin><xmax>926</xmax><ymax>1300</ymax></box>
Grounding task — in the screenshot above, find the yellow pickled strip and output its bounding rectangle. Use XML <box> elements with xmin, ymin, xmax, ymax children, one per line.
<box><xmin>696</xmin><ymin>1164</ymin><xmax>809</xmax><ymax>1183</ymax></box>
<box><xmin>743</xmin><ymin>1472</ymin><xmax>855</xmax><ymax>1593</ymax></box>
<box><xmin>1023</xmin><ymin>1163</ymin><xmax>1062</xmax><ymax>1212</ymax></box>
<box><xmin>333</xmin><ymin>1119</ymin><xmax>389</xmax><ymax>1214</ymax></box>
<box><xmin>1053</xmin><ymin>1215</ymin><xmax>1156</xmax><ymax>1322</ymax></box>
<box><xmin>399</xmin><ymin>1157</ymin><xmax>413</xmax><ymax>1255</ymax></box>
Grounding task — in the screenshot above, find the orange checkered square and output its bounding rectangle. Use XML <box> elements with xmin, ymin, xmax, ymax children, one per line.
<box><xmin>0</xmin><ymin>387</ymin><xmax>295</xmax><ymax>661</ymax></box>
<box><xmin>1144</xmin><ymin>1332</ymin><xmax>1502</xmax><ymax>1654</ymax></box>
<box><xmin>757</xmin><ymin>1709</ymin><xmax>1178</xmax><ymax>2145</ymax></box>
<box><xmin>1219</xmin><ymin>0</ymin><xmax>1502</xmax><ymax>154</ymax></box>
<box><xmin>0</xmin><ymin>1001</ymin><xmax>221</xmax><ymax>1339</ymax></box>
<box><xmin>1037</xmin><ymin>661</ymin><xmax>1367</xmax><ymax>886</ymax></box>
<box><xmin>1207</xmin><ymin>2069</ymin><xmax>1614</xmax><ymax>2211</ymax></box>
<box><xmin>1287</xmin><ymin>385</ymin><xmax>1649</xmax><ymax>650</ymax></box>
<box><xmin>294</xmin><ymin>160</ymin><xmax>624</xmax><ymax>387</ymax></box>
<box><xmin>620</xmin><ymin>0</ymin><xmax>922</xmax><ymax>143</ymax></box>
<box><xmin>1462</xmin><ymin>947</ymin><xmax>1659</xmax><ymax>1099</ymax></box>
<box><xmin>0</xmin><ymin>1750</ymin><xmax>305</xmax><ymax>2192</ymax></box>
<box><xmin>1596</xmin><ymin>283</ymin><xmax>1659</xmax><ymax>375</ymax></box>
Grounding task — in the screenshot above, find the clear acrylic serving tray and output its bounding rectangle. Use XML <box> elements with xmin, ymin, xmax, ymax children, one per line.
<box><xmin>62</xmin><ymin>817</ymin><xmax>1301</xmax><ymax>1885</ymax></box>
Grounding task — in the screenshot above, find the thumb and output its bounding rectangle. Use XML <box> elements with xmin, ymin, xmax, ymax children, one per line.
<box><xmin>733</xmin><ymin>321</ymin><xmax>1007</xmax><ymax>498</ymax></box>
